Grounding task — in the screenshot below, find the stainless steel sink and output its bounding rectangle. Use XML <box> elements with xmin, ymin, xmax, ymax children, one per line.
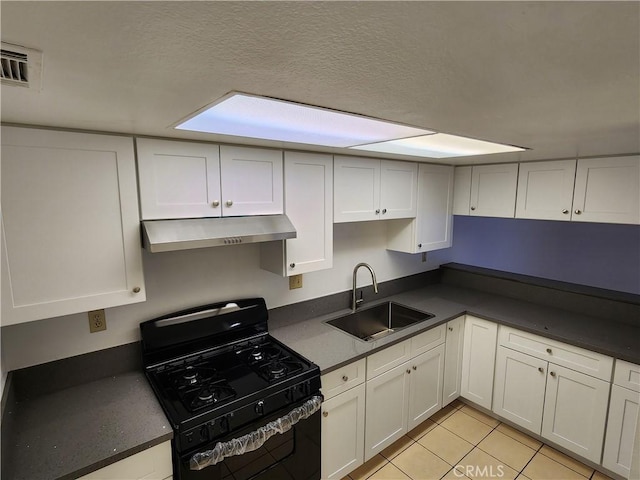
<box><xmin>325</xmin><ymin>302</ymin><xmax>435</xmax><ymax>342</ymax></box>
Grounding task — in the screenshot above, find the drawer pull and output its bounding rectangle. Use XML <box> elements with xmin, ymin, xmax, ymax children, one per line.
<box><xmin>412</xmin><ymin>365</ymin><xmax>417</xmax><ymax>371</ymax></box>
<box><xmin>322</xmin><ymin>411</ymin><xmax>328</xmax><ymax>417</ymax></box>
<box><xmin>406</xmin><ymin>369</ymin><xmax>411</xmax><ymax>374</ymax></box>
<box><xmin>550</xmin><ymin>371</ymin><xmax>556</xmax><ymax>377</ymax></box>
<box><xmin>546</xmin><ymin>348</ymin><xmax>552</xmax><ymax>354</ymax></box>
<box><xmin>448</xmin><ymin>327</ymin><xmax>453</xmax><ymax>331</ymax></box>
<box><xmin>342</xmin><ymin>375</ymin><xmax>348</xmax><ymax>382</ymax></box>
<box><xmin>538</xmin><ymin>367</ymin><xmax>544</xmax><ymax>373</ymax></box>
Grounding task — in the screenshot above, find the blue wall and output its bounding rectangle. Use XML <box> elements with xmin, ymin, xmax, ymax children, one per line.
<box><xmin>449</xmin><ymin>216</ymin><xmax>640</xmax><ymax>295</ymax></box>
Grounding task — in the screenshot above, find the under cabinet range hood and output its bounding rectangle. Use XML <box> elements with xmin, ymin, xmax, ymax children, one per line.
<box><xmin>141</xmin><ymin>215</ymin><xmax>296</xmax><ymax>253</ymax></box>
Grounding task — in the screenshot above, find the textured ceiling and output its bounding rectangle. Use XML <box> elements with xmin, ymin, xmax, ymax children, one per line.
<box><xmin>1</xmin><ymin>1</ymin><xmax>639</xmax><ymax>165</ymax></box>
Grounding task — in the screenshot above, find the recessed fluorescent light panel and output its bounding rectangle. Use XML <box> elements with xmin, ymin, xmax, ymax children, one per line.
<box><xmin>350</xmin><ymin>133</ymin><xmax>525</xmax><ymax>158</ymax></box>
<box><xmin>176</xmin><ymin>93</ymin><xmax>433</xmax><ymax>148</ymax></box>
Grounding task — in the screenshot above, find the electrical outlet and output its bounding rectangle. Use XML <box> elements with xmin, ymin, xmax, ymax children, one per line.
<box><xmin>88</xmin><ymin>309</ymin><xmax>107</xmax><ymax>333</ymax></box>
<box><xmin>422</xmin><ymin>252</ymin><xmax>427</xmax><ymax>263</ymax></box>
<box><xmin>289</xmin><ymin>274</ymin><xmax>303</xmax><ymax>290</ymax></box>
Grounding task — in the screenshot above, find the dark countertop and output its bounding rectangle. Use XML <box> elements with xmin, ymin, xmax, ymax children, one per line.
<box><xmin>270</xmin><ymin>283</ymin><xmax>640</xmax><ymax>374</ymax></box>
<box><xmin>2</xmin><ymin>360</ymin><xmax>172</xmax><ymax>480</ymax></box>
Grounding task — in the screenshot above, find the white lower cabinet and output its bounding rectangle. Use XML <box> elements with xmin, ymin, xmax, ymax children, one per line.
<box><xmin>442</xmin><ymin>316</ymin><xmax>465</xmax><ymax>407</ymax></box>
<box><xmin>407</xmin><ymin>344</ymin><xmax>445</xmax><ymax>430</ymax></box>
<box><xmin>602</xmin><ymin>360</ymin><xmax>640</xmax><ymax>478</ymax></box>
<box><xmin>321</xmin><ymin>383</ymin><xmax>366</xmax><ymax>479</ymax></box>
<box><xmin>77</xmin><ymin>441</ymin><xmax>172</xmax><ymax>480</ymax></box>
<box><xmin>460</xmin><ymin>316</ymin><xmax>497</xmax><ymax>409</ymax></box>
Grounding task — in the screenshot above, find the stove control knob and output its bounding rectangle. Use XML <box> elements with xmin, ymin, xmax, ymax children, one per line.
<box><xmin>255</xmin><ymin>400</ymin><xmax>265</xmax><ymax>415</ymax></box>
<box><xmin>199</xmin><ymin>425</ymin><xmax>209</xmax><ymax>441</ymax></box>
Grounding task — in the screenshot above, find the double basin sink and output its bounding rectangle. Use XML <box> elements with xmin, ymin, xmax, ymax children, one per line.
<box><xmin>326</xmin><ymin>301</ymin><xmax>435</xmax><ymax>342</ymax></box>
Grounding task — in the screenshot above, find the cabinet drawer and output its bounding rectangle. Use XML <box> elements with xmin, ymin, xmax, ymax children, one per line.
<box><xmin>367</xmin><ymin>340</ymin><xmax>411</xmax><ymax>380</ymax></box>
<box><xmin>322</xmin><ymin>359</ymin><xmax>366</xmax><ymax>400</ymax></box>
<box><xmin>410</xmin><ymin>324</ymin><xmax>446</xmax><ymax>357</ymax></box>
<box><xmin>498</xmin><ymin>326</ymin><xmax>613</xmax><ymax>381</ymax></box>
<box><xmin>78</xmin><ymin>441</ymin><xmax>172</xmax><ymax>480</ymax></box>
<box><xmin>613</xmin><ymin>359</ymin><xmax>640</xmax><ymax>393</ymax></box>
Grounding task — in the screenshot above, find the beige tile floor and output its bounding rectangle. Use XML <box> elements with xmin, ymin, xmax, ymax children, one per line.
<box><xmin>342</xmin><ymin>401</ymin><xmax>616</xmax><ymax>480</ymax></box>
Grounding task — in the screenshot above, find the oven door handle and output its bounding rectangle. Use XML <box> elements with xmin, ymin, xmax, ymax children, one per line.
<box><xmin>189</xmin><ymin>395</ymin><xmax>323</xmax><ymax>471</ymax></box>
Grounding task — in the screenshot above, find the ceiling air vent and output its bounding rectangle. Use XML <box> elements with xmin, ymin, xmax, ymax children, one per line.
<box><xmin>1</xmin><ymin>42</ymin><xmax>43</xmax><ymax>91</ymax></box>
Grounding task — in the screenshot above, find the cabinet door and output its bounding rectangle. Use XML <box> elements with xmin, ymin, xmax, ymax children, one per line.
<box><xmin>321</xmin><ymin>384</ymin><xmax>366</xmax><ymax>480</ymax></box>
<box><xmin>77</xmin><ymin>441</ymin><xmax>172</xmax><ymax>480</ymax></box>
<box><xmin>379</xmin><ymin>160</ymin><xmax>417</xmax><ymax>220</ymax></box>
<box><xmin>415</xmin><ymin>164</ymin><xmax>454</xmax><ymax>251</ymax></box>
<box><xmin>515</xmin><ymin>160</ymin><xmax>576</xmax><ymax>221</ymax></box>
<box><xmin>492</xmin><ymin>347</ymin><xmax>547</xmax><ymax>435</ymax></box>
<box><xmin>334</xmin><ymin>156</ymin><xmax>380</xmax><ymax>223</ymax></box>
<box><xmin>572</xmin><ymin>156</ymin><xmax>640</xmax><ymax>225</ymax></box>
<box><xmin>460</xmin><ymin>316</ymin><xmax>497</xmax><ymax>410</ymax></box>
<box><xmin>453</xmin><ymin>166</ymin><xmax>472</xmax><ymax>215</ymax></box>
<box><xmin>408</xmin><ymin>344</ymin><xmax>445</xmax><ymax>431</ymax></box>
<box><xmin>365</xmin><ymin>362</ymin><xmax>410</xmax><ymax>461</ymax></box>
<box><xmin>443</xmin><ymin>316</ymin><xmax>465</xmax><ymax>407</ymax></box>
<box><xmin>219</xmin><ymin>146</ymin><xmax>283</xmax><ymax>216</ymax></box>
<box><xmin>1</xmin><ymin>127</ymin><xmax>145</xmax><ymax>325</ymax></box>
<box><xmin>541</xmin><ymin>364</ymin><xmax>610</xmax><ymax>463</ymax></box>
<box><xmin>602</xmin><ymin>384</ymin><xmax>640</xmax><ymax>478</ymax></box>
<box><xmin>469</xmin><ymin>164</ymin><xmax>518</xmax><ymax>218</ymax></box>
<box><xmin>136</xmin><ymin>138</ymin><xmax>221</xmax><ymax>220</ymax></box>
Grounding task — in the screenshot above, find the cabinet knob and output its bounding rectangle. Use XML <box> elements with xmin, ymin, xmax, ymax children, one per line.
<box><xmin>412</xmin><ymin>365</ymin><xmax>417</xmax><ymax>371</ymax></box>
<box><xmin>212</xmin><ymin>200</ymin><xmax>220</xmax><ymax>207</ymax></box>
<box><xmin>342</xmin><ymin>375</ymin><xmax>349</xmax><ymax>382</ymax></box>
<box><xmin>226</xmin><ymin>200</ymin><xmax>233</xmax><ymax>207</ymax></box>
<box><xmin>538</xmin><ymin>367</ymin><xmax>544</xmax><ymax>373</ymax></box>
<box><xmin>132</xmin><ymin>286</ymin><xmax>141</xmax><ymax>293</ymax></box>
<box><xmin>322</xmin><ymin>411</ymin><xmax>328</xmax><ymax>417</ymax></box>
<box><xmin>375</xmin><ymin>209</ymin><xmax>380</xmax><ymax>214</ymax></box>
<box><xmin>406</xmin><ymin>369</ymin><xmax>411</xmax><ymax>374</ymax></box>
<box><xmin>574</xmin><ymin>209</ymin><xmax>582</xmax><ymax>215</ymax></box>
<box><xmin>470</xmin><ymin>206</ymin><xmax>476</xmax><ymax>211</ymax></box>
<box><xmin>418</xmin><ymin>244</ymin><xmax>422</xmax><ymax>248</ymax></box>
<box><xmin>382</xmin><ymin>208</ymin><xmax>387</xmax><ymax>214</ymax></box>
<box><xmin>562</xmin><ymin>209</ymin><xmax>569</xmax><ymax>214</ymax></box>
<box><xmin>546</xmin><ymin>348</ymin><xmax>552</xmax><ymax>354</ymax></box>
<box><xmin>289</xmin><ymin>263</ymin><xmax>295</xmax><ymax>269</ymax></box>
<box><xmin>550</xmin><ymin>371</ymin><xmax>557</xmax><ymax>377</ymax></box>
<box><xmin>448</xmin><ymin>327</ymin><xmax>453</xmax><ymax>331</ymax></box>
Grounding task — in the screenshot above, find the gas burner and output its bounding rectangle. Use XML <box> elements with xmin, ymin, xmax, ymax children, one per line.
<box><xmin>198</xmin><ymin>390</ymin><xmax>214</xmax><ymax>402</ymax></box>
<box><xmin>183</xmin><ymin>366</ymin><xmax>199</xmax><ymax>385</ymax></box>
<box><xmin>184</xmin><ymin>382</ymin><xmax>237</xmax><ymax>411</ymax></box>
<box><xmin>249</xmin><ymin>349</ymin><xmax>265</xmax><ymax>361</ymax></box>
<box><xmin>269</xmin><ymin>362</ymin><xmax>287</xmax><ymax>379</ymax></box>
<box><xmin>246</xmin><ymin>345</ymin><xmax>281</xmax><ymax>364</ymax></box>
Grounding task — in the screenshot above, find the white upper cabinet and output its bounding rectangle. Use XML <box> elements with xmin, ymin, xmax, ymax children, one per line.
<box><xmin>469</xmin><ymin>163</ymin><xmax>519</xmax><ymax>218</ymax></box>
<box><xmin>516</xmin><ymin>160</ymin><xmax>576</xmax><ymax>221</ymax></box>
<box><xmin>334</xmin><ymin>156</ymin><xmax>417</xmax><ymax>223</ymax></box>
<box><xmin>1</xmin><ymin>127</ymin><xmax>145</xmax><ymax>325</ymax></box>
<box><xmin>219</xmin><ymin>145</ymin><xmax>283</xmax><ymax>216</ymax></box>
<box><xmin>572</xmin><ymin>156</ymin><xmax>640</xmax><ymax>225</ymax></box>
<box><xmin>387</xmin><ymin>163</ymin><xmax>454</xmax><ymax>253</ymax></box>
<box><xmin>137</xmin><ymin>141</ymin><xmax>283</xmax><ymax>219</ymax></box>
<box><xmin>260</xmin><ymin>152</ymin><xmax>333</xmax><ymax>276</ymax></box>
<box><xmin>453</xmin><ymin>166</ymin><xmax>472</xmax><ymax>215</ymax></box>
<box><xmin>137</xmin><ymin>138</ymin><xmax>221</xmax><ymax>219</ymax></box>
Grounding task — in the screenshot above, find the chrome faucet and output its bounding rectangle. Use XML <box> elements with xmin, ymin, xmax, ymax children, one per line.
<box><xmin>352</xmin><ymin>263</ymin><xmax>379</xmax><ymax>312</ymax></box>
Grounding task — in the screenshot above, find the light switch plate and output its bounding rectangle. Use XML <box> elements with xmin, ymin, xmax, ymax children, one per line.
<box><xmin>289</xmin><ymin>274</ymin><xmax>303</xmax><ymax>290</ymax></box>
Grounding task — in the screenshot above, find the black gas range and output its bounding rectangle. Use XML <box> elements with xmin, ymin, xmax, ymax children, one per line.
<box><xmin>141</xmin><ymin>298</ymin><xmax>322</xmax><ymax>480</ymax></box>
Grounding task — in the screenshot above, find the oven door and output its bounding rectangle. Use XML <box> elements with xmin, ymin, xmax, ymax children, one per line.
<box><xmin>178</xmin><ymin>395</ymin><xmax>321</xmax><ymax>480</ymax></box>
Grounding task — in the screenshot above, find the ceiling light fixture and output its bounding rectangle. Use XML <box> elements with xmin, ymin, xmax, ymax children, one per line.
<box><xmin>175</xmin><ymin>92</ymin><xmax>433</xmax><ymax>148</ymax></box>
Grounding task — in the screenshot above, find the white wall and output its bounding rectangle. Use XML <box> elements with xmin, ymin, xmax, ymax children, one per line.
<box><xmin>1</xmin><ymin>221</ymin><xmax>451</xmax><ymax>371</ymax></box>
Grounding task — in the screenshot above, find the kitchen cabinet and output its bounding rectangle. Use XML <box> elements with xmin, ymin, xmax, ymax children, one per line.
<box><xmin>452</xmin><ymin>166</ymin><xmax>472</xmax><ymax>215</ymax></box>
<box><xmin>515</xmin><ymin>160</ymin><xmax>577</xmax><ymax>221</ymax></box>
<box><xmin>321</xmin><ymin>359</ymin><xmax>366</xmax><ymax>480</ymax></box>
<box><xmin>77</xmin><ymin>441</ymin><xmax>172</xmax><ymax>479</ymax></box>
<box><xmin>137</xmin><ymin>140</ymin><xmax>283</xmax><ymax>219</ymax></box>
<box><xmin>364</xmin><ymin>326</ymin><xmax>445</xmax><ymax>460</ymax></box>
<box><xmin>442</xmin><ymin>316</ymin><xmax>465</xmax><ymax>407</ymax></box>
<box><xmin>334</xmin><ymin>156</ymin><xmax>417</xmax><ymax>223</ymax></box>
<box><xmin>572</xmin><ymin>156</ymin><xmax>640</xmax><ymax>225</ymax></box>
<box><xmin>386</xmin><ymin>163</ymin><xmax>454</xmax><ymax>253</ymax></box>
<box><xmin>603</xmin><ymin>360</ymin><xmax>640</xmax><ymax>478</ymax></box>
<box><xmin>460</xmin><ymin>316</ymin><xmax>497</xmax><ymax>409</ymax></box>
<box><xmin>494</xmin><ymin>326</ymin><xmax>613</xmax><ymax>464</ymax></box>
<box><xmin>1</xmin><ymin>126</ymin><xmax>145</xmax><ymax>325</ymax></box>
<box><xmin>260</xmin><ymin>152</ymin><xmax>333</xmax><ymax>276</ymax></box>
<box><xmin>469</xmin><ymin>163</ymin><xmax>519</xmax><ymax>218</ymax></box>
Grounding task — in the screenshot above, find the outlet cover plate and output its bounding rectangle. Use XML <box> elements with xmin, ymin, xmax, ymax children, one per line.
<box><xmin>88</xmin><ymin>309</ymin><xmax>107</xmax><ymax>333</ymax></box>
<box><xmin>289</xmin><ymin>274</ymin><xmax>303</xmax><ymax>290</ymax></box>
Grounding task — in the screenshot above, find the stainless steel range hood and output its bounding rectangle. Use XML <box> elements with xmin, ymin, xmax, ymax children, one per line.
<box><xmin>142</xmin><ymin>215</ymin><xmax>296</xmax><ymax>253</ymax></box>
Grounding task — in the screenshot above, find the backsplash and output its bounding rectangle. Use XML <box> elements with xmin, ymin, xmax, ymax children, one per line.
<box><xmin>0</xmin><ymin>221</ymin><xmax>450</xmax><ymax>371</ymax></box>
<box><xmin>449</xmin><ymin>216</ymin><xmax>640</xmax><ymax>295</ymax></box>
